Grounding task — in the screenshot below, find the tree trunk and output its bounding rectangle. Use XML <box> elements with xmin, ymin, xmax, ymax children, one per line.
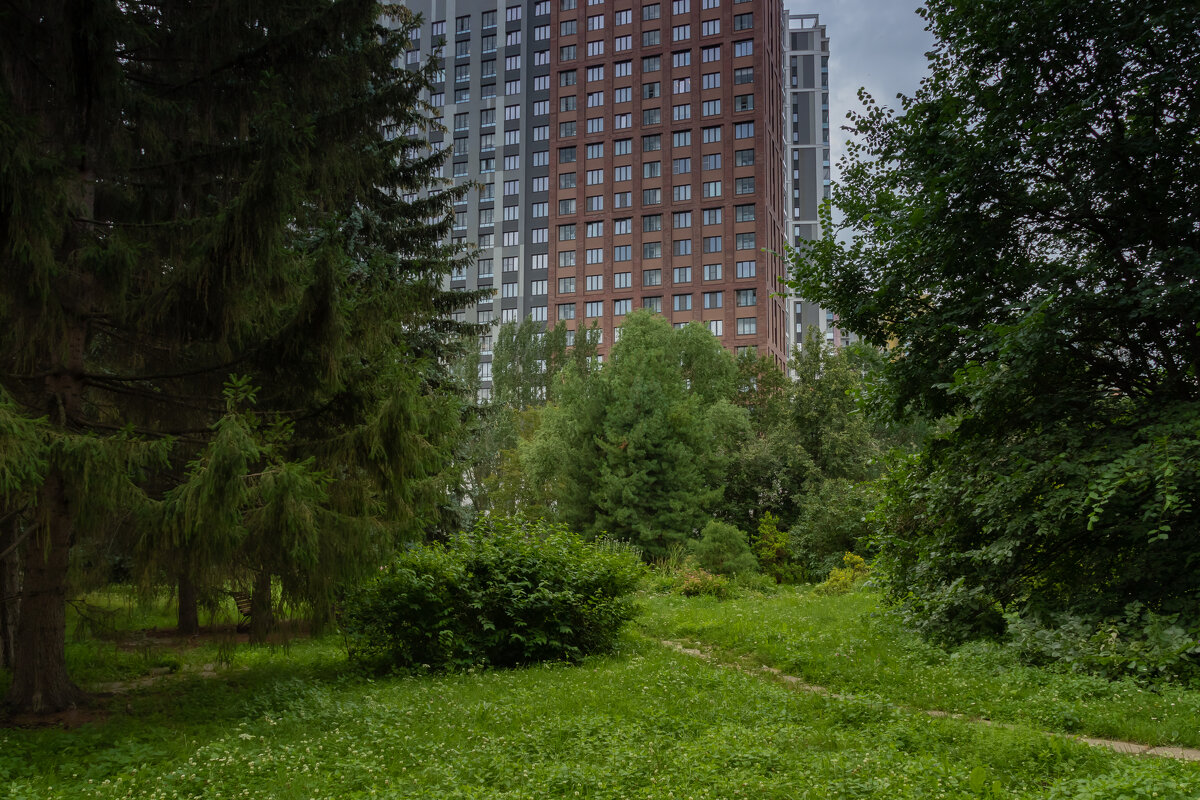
<box><xmin>3</xmin><ymin>473</ymin><xmax>84</xmax><ymax>713</ymax></box>
<box><xmin>176</xmin><ymin>551</ymin><xmax>200</xmax><ymax>636</ymax></box>
<box><xmin>0</xmin><ymin>514</ymin><xmax>22</xmax><ymax>670</ymax></box>
<box><xmin>248</xmin><ymin>569</ymin><xmax>273</xmax><ymax>644</ymax></box>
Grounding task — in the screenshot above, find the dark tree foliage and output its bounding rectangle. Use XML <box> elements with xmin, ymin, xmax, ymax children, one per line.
<box><xmin>790</xmin><ymin>1</ymin><xmax>1200</xmax><ymax>645</ymax></box>
<box><xmin>0</xmin><ymin>0</ymin><xmax>477</xmax><ymax>711</ymax></box>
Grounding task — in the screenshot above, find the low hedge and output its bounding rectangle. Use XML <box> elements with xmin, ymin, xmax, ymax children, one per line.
<box><xmin>342</xmin><ymin>516</ymin><xmax>645</xmax><ymax>671</ymax></box>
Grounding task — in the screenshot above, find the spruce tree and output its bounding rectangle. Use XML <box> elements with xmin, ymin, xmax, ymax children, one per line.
<box><xmin>0</xmin><ymin>0</ymin><xmax>476</xmax><ymax>712</ymax></box>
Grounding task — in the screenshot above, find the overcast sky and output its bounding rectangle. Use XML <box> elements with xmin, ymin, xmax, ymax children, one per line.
<box><xmin>786</xmin><ymin>0</ymin><xmax>936</xmax><ymax>179</ymax></box>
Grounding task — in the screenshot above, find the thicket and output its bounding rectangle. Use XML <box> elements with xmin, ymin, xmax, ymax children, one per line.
<box><xmin>341</xmin><ymin>517</ymin><xmax>645</xmax><ymax>671</ymax></box>
<box><xmin>790</xmin><ymin>0</ymin><xmax>1200</xmax><ymax>677</ymax></box>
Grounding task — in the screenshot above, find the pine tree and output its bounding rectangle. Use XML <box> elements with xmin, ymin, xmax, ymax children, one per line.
<box><xmin>0</xmin><ymin>0</ymin><xmax>476</xmax><ymax>712</ymax></box>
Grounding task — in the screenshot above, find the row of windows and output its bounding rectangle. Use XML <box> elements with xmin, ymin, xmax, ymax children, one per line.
<box><xmin>431</xmin><ymin>2</ymin><xmax>546</xmax><ymax>37</ymax></box>
<box><xmin>557</xmin><ymin>95</ymin><xmax>754</xmax><ymax>117</ymax></box>
<box><xmin>559</xmin><ymin>276</ymin><xmax>757</xmax><ymax>305</ymax></box>
<box><xmin>559</xmin><ymin>39</ymin><xmax>752</xmax><ymax>62</ymax></box>
<box><xmin>558</xmin><ymin>146</ymin><xmax>753</xmax><ymax>170</ymax></box>
<box><xmin>557</xmin><ymin>299</ymin><xmax>758</xmax><ymax>330</ymax></box>
<box><xmin>555</xmin><ymin>178</ymin><xmax>757</xmax><ymax>203</ymax></box>
<box><xmin>558</xmin><ymin>14</ymin><xmax>749</xmax><ymax>37</ymax></box>
<box><xmin>552</xmin><ymin>260</ymin><xmax>757</xmax><ymax>279</ymax></box>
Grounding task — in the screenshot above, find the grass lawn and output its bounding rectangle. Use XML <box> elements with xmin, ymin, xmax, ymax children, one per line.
<box><xmin>1</xmin><ymin>588</ymin><xmax>1198</xmax><ymax>799</ymax></box>
<box><xmin>637</xmin><ymin>587</ymin><xmax>1200</xmax><ymax>749</ymax></box>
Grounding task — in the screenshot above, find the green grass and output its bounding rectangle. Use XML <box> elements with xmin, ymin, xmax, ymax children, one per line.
<box><xmin>2</xmin><ymin>588</ymin><xmax>1199</xmax><ymax>799</ymax></box>
<box><xmin>637</xmin><ymin>587</ymin><xmax>1200</xmax><ymax>748</ymax></box>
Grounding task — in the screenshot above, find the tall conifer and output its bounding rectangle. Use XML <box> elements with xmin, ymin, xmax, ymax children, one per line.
<box><xmin>0</xmin><ymin>0</ymin><xmax>477</xmax><ymax>712</ymax></box>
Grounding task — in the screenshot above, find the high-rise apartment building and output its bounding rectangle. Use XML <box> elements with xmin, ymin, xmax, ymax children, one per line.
<box><xmin>399</xmin><ymin>0</ymin><xmax>816</xmax><ymax>393</ymax></box>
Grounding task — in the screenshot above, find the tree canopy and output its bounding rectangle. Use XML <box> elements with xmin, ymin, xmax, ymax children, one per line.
<box><xmin>790</xmin><ymin>0</ymin><xmax>1200</xmax><ymax>644</ymax></box>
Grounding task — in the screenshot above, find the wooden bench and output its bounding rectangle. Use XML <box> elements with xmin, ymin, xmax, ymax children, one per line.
<box><xmin>231</xmin><ymin>591</ymin><xmax>252</xmax><ymax>632</ymax></box>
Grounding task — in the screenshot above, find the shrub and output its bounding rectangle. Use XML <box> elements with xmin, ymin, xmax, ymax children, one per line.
<box><xmin>673</xmin><ymin>566</ymin><xmax>735</xmax><ymax>599</ymax></box>
<box><xmin>814</xmin><ymin>553</ymin><xmax>870</xmax><ymax>596</ymax></box>
<box><xmin>790</xmin><ymin>478</ymin><xmax>878</xmax><ymax>582</ymax></box>
<box><xmin>341</xmin><ymin>516</ymin><xmax>645</xmax><ymax>671</ymax></box>
<box><xmin>690</xmin><ymin>520</ymin><xmax>759</xmax><ymax>576</ymax></box>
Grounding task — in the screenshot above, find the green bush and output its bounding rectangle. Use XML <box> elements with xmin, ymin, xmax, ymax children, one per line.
<box><xmin>690</xmin><ymin>520</ymin><xmax>758</xmax><ymax>576</ymax></box>
<box><xmin>789</xmin><ymin>478</ymin><xmax>878</xmax><ymax>581</ymax></box>
<box><xmin>673</xmin><ymin>566</ymin><xmax>735</xmax><ymax>599</ymax></box>
<box><xmin>341</xmin><ymin>516</ymin><xmax>645</xmax><ymax>671</ymax></box>
<box><xmin>814</xmin><ymin>553</ymin><xmax>870</xmax><ymax>596</ymax></box>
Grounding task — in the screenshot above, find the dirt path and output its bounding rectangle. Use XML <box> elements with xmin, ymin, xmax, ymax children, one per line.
<box><xmin>659</xmin><ymin>639</ymin><xmax>1200</xmax><ymax>763</ymax></box>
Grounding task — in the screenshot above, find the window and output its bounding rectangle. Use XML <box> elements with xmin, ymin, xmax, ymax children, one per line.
<box><xmin>643</xmin><ymin>214</ymin><xmax>663</xmax><ymax>232</ymax></box>
<box><xmin>615</xmin><ymin>113</ymin><xmax>632</xmax><ymax>129</ymax></box>
<box><xmin>614</xmin><ymin>35</ymin><xmax>632</xmax><ymax>51</ymax></box>
<box><xmin>643</xmin><ymin>269</ymin><xmax>662</xmax><ymax>286</ymax></box>
<box><xmin>673</xmin><ymin>293</ymin><xmax>692</xmax><ymax>311</ymax></box>
<box><xmin>672</xmin><ymin>77</ymin><xmax>691</xmax><ymax>94</ymax></box>
<box><xmin>586</xmin><ymin>168</ymin><xmax>604</xmax><ymax>185</ymax></box>
<box><xmin>673</xmin><ymin>184</ymin><xmax>692</xmax><ymax>201</ymax></box>
<box><xmin>503</xmin><ymin>129</ymin><xmax>520</xmax><ymax>145</ymax></box>
<box><xmin>506</xmin><ymin>30</ymin><xmax>522</xmax><ymax>45</ymax></box>
<box><xmin>585</xmin><ymin>301</ymin><xmax>603</xmax><ymax>318</ymax></box>
<box><xmin>702</xmin><ymin>207</ymin><xmax>722</xmax><ymax>225</ymax></box>
<box><xmin>704</xmin><ymin>263</ymin><xmax>722</xmax><ymax>281</ymax></box>
<box><xmin>643</xmin><ymin>296</ymin><xmax>663</xmax><ymax>312</ymax></box>
<box><xmin>454</xmin><ymin>112</ymin><xmax>469</xmax><ymax>130</ymax></box>
<box><xmin>642</xmin><ymin>55</ymin><xmax>661</xmax><ymax>72</ymax></box>
<box><xmin>736</xmin><ymin>259</ymin><xmax>756</xmax><ymax>278</ymax></box>
<box><xmin>735</xmin><ymin>204</ymin><xmax>756</xmax><ymax>222</ymax></box>
<box><xmin>559</xmin><ymin>251</ymin><xmax>576</xmax><ymax>267</ymax></box>
<box><xmin>456</xmin><ymin>15</ymin><xmax>471</xmax><ymax>33</ymax></box>
<box><xmin>737</xmin><ymin>317</ymin><xmax>756</xmax><ymax>335</ymax></box>
<box><xmin>478</xmin><ymin>259</ymin><xmax>495</xmax><ymax>278</ymax></box>
<box><xmin>536</xmin><ymin>0</ymin><xmax>551</xmax><ymax>14</ymax></box>
<box><xmin>644</xmin><ymin>241</ymin><xmax>663</xmax><ymax>259</ymax></box>
<box><xmin>614</xmin><ymin>218</ymin><xmax>632</xmax><ymax>234</ymax></box>
<box><xmin>559</xmin><ymin>277</ymin><xmax>576</xmax><ymax>293</ymax></box>
<box><xmin>707</xmin><ymin>319</ymin><xmax>723</xmax><ymax>336</ymax></box>
<box><xmin>560</xmin><ymin>70</ymin><xmax>577</xmax><ymax>86</ymax></box>
<box><xmin>559</xmin><ymin>146</ymin><xmax>577</xmax><ymax>163</ymax></box>
<box><xmin>506</xmin><ymin>4</ymin><xmax>522</xmax><ymax>20</ymax></box>
<box><xmin>673</xmin><ymin>130</ymin><xmax>692</xmax><ymax>147</ymax></box>
<box><xmin>533</xmin><ymin>125</ymin><xmax>550</xmax><ymax>141</ymax></box>
<box><xmin>558</xmin><ymin>223</ymin><xmax>577</xmax><ymax>241</ymax></box>
<box><xmin>587</xmin><ymin>194</ymin><xmax>604</xmax><ymax>211</ymax></box>
<box><xmin>643</xmin><ymin>108</ymin><xmax>661</xmax><ymax>125</ymax></box>
<box><xmin>455</xmin><ymin>65</ymin><xmax>470</xmax><ymax>82</ymax></box>
<box><xmin>560</xmin><ymin>44</ymin><xmax>577</xmax><ymax>60</ymax></box>
<box><xmin>560</xmin><ymin>19</ymin><xmax>577</xmax><ymax>35</ymax></box>
<box><xmin>530</xmin><ymin>306</ymin><xmax>548</xmax><ymax>323</ymax></box>
<box><xmin>734</xmin><ymin>94</ymin><xmax>753</xmax><ymax>111</ymax></box>
<box><xmin>733</xmin><ymin>12</ymin><xmax>752</xmax><ymax>30</ymax></box>
<box><xmin>735</xmin><ymin>176</ymin><xmax>755</xmax><ymax>194</ymax></box>
<box><xmin>734</xmin><ymin>66</ymin><xmax>754</xmax><ymax>84</ymax></box>
<box><xmin>614</xmin><ymin>191</ymin><xmax>632</xmax><ymax>207</ymax></box>
<box><xmin>614</xmin><ymin>87</ymin><xmax>632</xmax><ymax>103</ymax></box>
<box><xmin>701</xmin><ymin>19</ymin><xmax>719</xmax><ymax>36</ymax></box>
<box><xmin>673</xmin><ymin>24</ymin><xmax>690</xmax><ymax>41</ymax></box>
<box><xmin>560</xmin><ymin>121</ymin><xmax>577</xmax><ymax>137</ymax></box>
<box><xmin>505</xmin><ymin>104</ymin><xmax>522</xmax><ymax>120</ymax></box>
<box><xmin>502</xmin><ymin>282</ymin><xmax>518</xmax><ymax>298</ymax></box>
<box><xmin>560</xmin><ymin>95</ymin><xmax>577</xmax><ymax>112</ymax></box>
<box><xmin>614</xmin><ymin>245</ymin><xmax>632</xmax><ymax>261</ymax></box>
<box><xmin>701</xmin><ymin>45</ymin><xmax>720</xmax><ymax>62</ymax></box>
<box><xmin>672</xmin><ymin>50</ymin><xmax>691</xmax><ymax>67</ymax></box>
<box><xmin>587</xmin><ymin>40</ymin><xmax>605</xmax><ymax>56</ymax></box>
<box><xmin>702</xmin><ymin>180</ymin><xmax>722</xmax><ymax>198</ymax></box>
<box><xmin>533</xmin><ymin>100</ymin><xmax>549</xmax><ymax>115</ymax></box>
<box><xmin>673</xmin><ymin>238</ymin><xmax>692</xmax><ymax>255</ymax></box>
<box><xmin>503</xmin><ymin>154</ymin><xmax>520</xmax><ymax>170</ymax></box>
<box><xmin>673</xmin><ymin>0</ymin><xmax>691</xmax><ymax>13</ymax></box>
<box><xmin>734</xmin><ymin>121</ymin><xmax>754</xmax><ymax>139</ymax></box>
<box><xmin>643</xmin><ymin>81</ymin><xmax>662</xmax><ymax>99</ymax></box>
<box><xmin>534</xmin><ymin>50</ymin><xmax>550</xmax><ymax>66</ymax></box>
<box><xmin>736</xmin><ymin>289</ymin><xmax>757</xmax><ymax>307</ymax></box>
<box><xmin>703</xmin><ymin>290</ymin><xmax>722</xmax><ymax>308</ymax></box>
<box><xmin>558</xmin><ymin>303</ymin><xmax>576</xmax><ymax>320</ymax></box>
<box><xmin>456</xmin><ymin>40</ymin><xmax>472</xmax><ymax>58</ymax></box>
<box><xmin>703</xmin><ymin>235</ymin><xmax>722</xmax><ymax>253</ymax></box>
<box><xmin>614</xmin><ymin>298</ymin><xmax>632</xmax><ymax>316</ymax></box>
<box><xmin>672</xmin><ymin>157</ymin><xmax>691</xmax><ymax>174</ymax></box>
<box><xmin>673</xmin><ymin>211</ymin><xmax>692</xmax><ymax>228</ymax></box>
<box><xmin>587</xmin><ymin>65</ymin><xmax>605</xmax><ymax>82</ymax></box>
<box><xmin>643</xmin><ymin>4</ymin><xmax>661</xmax><ymax>20</ymax></box>
<box><xmin>702</xmin><ymin>99</ymin><xmax>720</xmax><ymax>116</ymax></box>
<box><xmin>735</xmin><ymin>233</ymin><xmax>756</xmax><ymax>251</ymax></box>
<box><xmin>535</xmin><ymin>24</ymin><xmax>550</xmax><ymax>40</ymax></box>
<box><xmin>615</xmin><ymin>9</ymin><xmax>631</xmax><ymax>25</ymax></box>
<box><xmin>643</xmin><ymin>134</ymin><xmax>662</xmax><ymax>152</ymax></box>
<box><xmin>615</xmin><ymin>271</ymin><xmax>632</xmax><ymax>288</ymax></box>
<box><xmin>479</xmin><ymin>208</ymin><xmax>495</xmax><ymax>226</ymax></box>
<box><xmin>643</xmin><ymin>161</ymin><xmax>662</xmax><ymax>178</ymax></box>
<box><xmin>615</xmin><ymin>60</ymin><xmax>632</xmax><ymax>76</ymax></box>
<box><xmin>672</xmin><ymin>103</ymin><xmax>691</xmax><ymax>121</ymax></box>
<box><xmin>615</xmin><ymin>138</ymin><xmax>632</xmax><ymax>155</ymax></box>
<box><xmin>735</xmin><ymin>148</ymin><xmax>755</xmax><ymax>166</ymax></box>
<box><xmin>431</xmin><ymin>21</ymin><xmax>446</xmax><ymax>37</ymax></box>
<box><xmin>701</xmin><ymin>153</ymin><xmax>721</xmax><ymax>170</ymax></box>
<box><xmin>587</xmin><ymin>14</ymin><xmax>604</xmax><ymax>30</ymax></box>
<box><xmin>505</xmin><ymin>180</ymin><xmax>520</xmax><ymax>196</ymax></box>
<box><xmin>586</xmin><ymin>273</ymin><xmax>604</xmax><ymax>290</ymax></box>
<box><xmin>701</xmin><ymin>72</ymin><xmax>720</xmax><ymax>89</ymax></box>
<box><xmin>614</xmin><ymin>164</ymin><xmax>632</xmax><ymax>181</ymax></box>
<box><xmin>587</xmin><ymin>143</ymin><xmax>605</xmax><ymax>159</ymax></box>
<box><xmin>702</xmin><ymin>125</ymin><xmax>722</xmax><ymax>143</ymax></box>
